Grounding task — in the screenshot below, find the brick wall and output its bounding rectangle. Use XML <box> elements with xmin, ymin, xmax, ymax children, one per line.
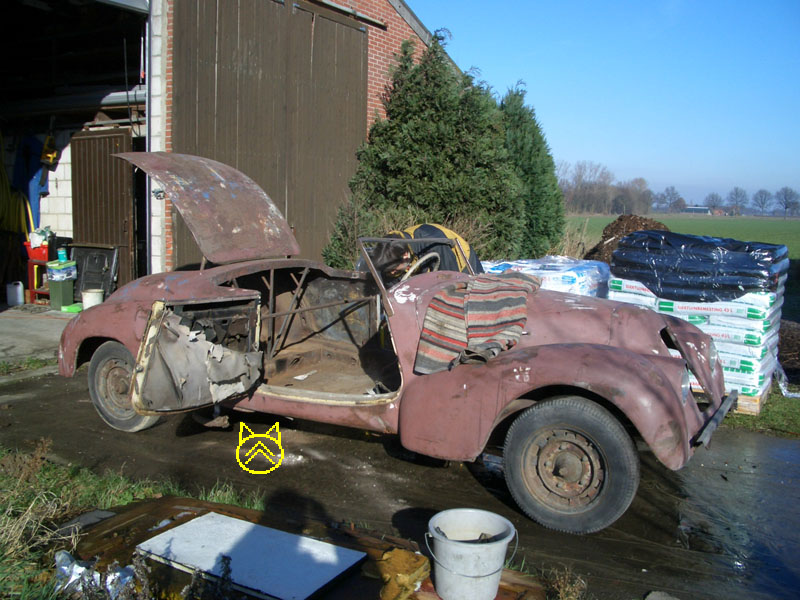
<box><xmin>347</xmin><ymin>0</ymin><xmax>427</xmax><ymax>129</ymax></box>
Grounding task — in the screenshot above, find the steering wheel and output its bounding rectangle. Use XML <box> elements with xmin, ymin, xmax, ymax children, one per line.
<box><xmin>401</xmin><ymin>252</ymin><xmax>441</xmax><ymax>281</ymax></box>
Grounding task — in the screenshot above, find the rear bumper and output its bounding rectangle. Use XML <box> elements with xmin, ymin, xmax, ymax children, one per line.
<box><xmin>693</xmin><ymin>390</ymin><xmax>737</xmax><ymax>447</ymax></box>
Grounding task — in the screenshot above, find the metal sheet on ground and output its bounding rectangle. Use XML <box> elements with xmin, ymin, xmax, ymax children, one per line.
<box><xmin>136</xmin><ymin>511</ymin><xmax>365</xmax><ymax>600</ymax></box>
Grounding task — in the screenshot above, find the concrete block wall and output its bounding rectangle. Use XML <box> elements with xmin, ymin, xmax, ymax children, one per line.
<box><xmin>39</xmin><ymin>130</ymin><xmax>75</xmax><ymax>239</ymax></box>
<box><xmin>149</xmin><ymin>0</ymin><xmax>167</xmax><ymax>274</ymax></box>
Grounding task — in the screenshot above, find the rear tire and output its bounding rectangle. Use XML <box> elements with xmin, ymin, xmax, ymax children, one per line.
<box><xmin>88</xmin><ymin>341</ymin><xmax>159</xmax><ymax>432</ymax></box>
<box><xmin>504</xmin><ymin>397</ymin><xmax>639</xmax><ymax>534</ymax></box>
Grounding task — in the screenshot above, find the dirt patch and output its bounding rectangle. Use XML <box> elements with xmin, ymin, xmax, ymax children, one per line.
<box><xmin>584</xmin><ymin>214</ymin><xmax>669</xmax><ymax>264</ymax></box>
<box><xmin>2</xmin><ymin>374</ymin><xmax>798</xmax><ymax>599</ymax></box>
<box><xmin>779</xmin><ymin>319</ymin><xmax>800</xmax><ymax>382</ymax></box>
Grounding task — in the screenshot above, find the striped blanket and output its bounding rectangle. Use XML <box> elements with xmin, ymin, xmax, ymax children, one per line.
<box><xmin>414</xmin><ymin>272</ymin><xmax>540</xmax><ymax>374</ymax></box>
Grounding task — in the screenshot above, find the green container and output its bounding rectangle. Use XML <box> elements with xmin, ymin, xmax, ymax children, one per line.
<box><xmin>49</xmin><ymin>279</ymin><xmax>74</xmax><ymax>311</ymax></box>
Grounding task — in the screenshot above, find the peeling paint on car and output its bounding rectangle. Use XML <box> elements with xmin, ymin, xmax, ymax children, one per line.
<box><xmin>513</xmin><ymin>366</ymin><xmax>531</xmax><ymax>382</ymax></box>
<box><xmin>561</xmin><ymin>297</ymin><xmax>597</xmax><ymax>310</ymax></box>
<box><xmin>392</xmin><ymin>286</ymin><xmax>417</xmax><ymax>304</ymax></box>
<box><xmin>115</xmin><ymin>152</ymin><xmax>300</xmax><ymax>263</ymax></box>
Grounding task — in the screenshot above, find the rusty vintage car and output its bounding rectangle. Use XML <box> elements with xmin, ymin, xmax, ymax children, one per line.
<box><xmin>58</xmin><ymin>152</ymin><xmax>735</xmax><ymax>534</ymax></box>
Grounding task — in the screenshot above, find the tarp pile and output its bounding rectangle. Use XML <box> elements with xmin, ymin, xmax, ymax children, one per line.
<box><xmin>482</xmin><ymin>256</ymin><xmax>610</xmax><ymax>297</ymax></box>
<box><xmin>608</xmin><ymin>230</ymin><xmax>789</xmax><ymax>411</ymax></box>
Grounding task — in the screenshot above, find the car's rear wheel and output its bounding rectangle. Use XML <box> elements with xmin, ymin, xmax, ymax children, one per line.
<box><xmin>88</xmin><ymin>341</ymin><xmax>159</xmax><ymax>432</ymax></box>
<box><xmin>504</xmin><ymin>397</ymin><xmax>639</xmax><ymax>534</ymax></box>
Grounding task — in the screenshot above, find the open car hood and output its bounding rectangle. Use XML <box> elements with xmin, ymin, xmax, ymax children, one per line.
<box><xmin>116</xmin><ymin>152</ymin><xmax>299</xmax><ymax>264</ymax></box>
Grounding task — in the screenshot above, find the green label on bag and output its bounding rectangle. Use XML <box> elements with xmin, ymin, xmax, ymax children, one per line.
<box><xmin>746</xmin><ymin>307</ymin><xmax>768</xmax><ymax>319</ymax></box>
<box><xmin>738</xmin><ymin>386</ymin><xmax>760</xmax><ymax>397</ymax></box>
<box><xmin>744</xmin><ymin>333</ymin><xmax>762</xmax><ymax>346</ymax></box>
<box><xmin>686</xmin><ymin>314</ymin><xmax>707</xmax><ymax>325</ymax></box>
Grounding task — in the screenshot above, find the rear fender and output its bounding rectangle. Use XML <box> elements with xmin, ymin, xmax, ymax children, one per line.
<box><xmin>58</xmin><ymin>302</ymin><xmax>151</xmax><ymax>376</ymax></box>
<box><xmin>398</xmin><ymin>344</ymin><xmax>692</xmax><ymax>469</ymax></box>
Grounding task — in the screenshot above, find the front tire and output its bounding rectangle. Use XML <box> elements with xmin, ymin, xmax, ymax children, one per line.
<box><xmin>504</xmin><ymin>397</ymin><xmax>639</xmax><ymax>534</ymax></box>
<box><xmin>88</xmin><ymin>341</ymin><xmax>159</xmax><ymax>432</ymax></box>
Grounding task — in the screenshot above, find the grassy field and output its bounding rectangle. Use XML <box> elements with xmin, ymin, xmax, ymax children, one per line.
<box><xmin>565</xmin><ymin>214</ymin><xmax>800</xmax><ymax>259</ymax></box>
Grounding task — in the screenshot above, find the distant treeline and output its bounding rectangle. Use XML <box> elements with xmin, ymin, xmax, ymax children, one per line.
<box><xmin>558</xmin><ymin>160</ymin><xmax>799</xmax><ymax>217</ymax></box>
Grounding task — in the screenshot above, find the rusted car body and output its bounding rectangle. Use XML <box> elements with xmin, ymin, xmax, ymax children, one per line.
<box><xmin>58</xmin><ymin>153</ymin><xmax>735</xmax><ymax>534</ymax></box>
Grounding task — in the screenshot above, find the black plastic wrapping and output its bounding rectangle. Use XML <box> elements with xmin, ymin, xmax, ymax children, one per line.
<box><xmin>611</xmin><ymin>230</ymin><xmax>789</xmax><ymax>302</ymax></box>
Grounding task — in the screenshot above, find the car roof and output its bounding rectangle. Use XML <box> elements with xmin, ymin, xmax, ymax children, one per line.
<box><xmin>116</xmin><ymin>152</ymin><xmax>300</xmax><ymax>264</ymax></box>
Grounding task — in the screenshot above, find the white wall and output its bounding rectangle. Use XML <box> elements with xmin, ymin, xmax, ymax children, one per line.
<box><xmin>148</xmin><ymin>0</ymin><xmax>166</xmax><ymax>274</ymax></box>
<box><xmin>39</xmin><ymin>130</ymin><xmax>76</xmax><ymax>239</ymax></box>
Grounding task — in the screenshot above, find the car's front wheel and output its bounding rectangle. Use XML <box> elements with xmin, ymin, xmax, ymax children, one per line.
<box><xmin>504</xmin><ymin>397</ymin><xmax>639</xmax><ymax>534</ymax></box>
<box><xmin>88</xmin><ymin>341</ymin><xmax>159</xmax><ymax>432</ymax></box>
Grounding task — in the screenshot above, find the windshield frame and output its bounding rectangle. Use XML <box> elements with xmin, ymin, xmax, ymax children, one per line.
<box><xmin>357</xmin><ymin>236</ymin><xmax>475</xmax><ymax>316</ymax></box>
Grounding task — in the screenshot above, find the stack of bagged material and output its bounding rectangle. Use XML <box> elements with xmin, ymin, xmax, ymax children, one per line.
<box><xmin>609</xmin><ymin>230</ymin><xmax>789</xmax><ymax>414</ymax></box>
<box><xmin>482</xmin><ymin>256</ymin><xmax>610</xmax><ymax>297</ymax></box>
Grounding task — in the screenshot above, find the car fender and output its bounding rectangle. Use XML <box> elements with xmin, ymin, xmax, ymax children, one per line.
<box><xmin>398</xmin><ymin>343</ymin><xmax>691</xmax><ymax>468</ymax></box>
<box><xmin>58</xmin><ymin>301</ymin><xmax>151</xmax><ymax>376</ymax></box>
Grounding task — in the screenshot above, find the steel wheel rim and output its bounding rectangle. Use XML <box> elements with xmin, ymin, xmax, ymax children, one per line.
<box><xmin>522</xmin><ymin>428</ymin><xmax>605</xmax><ymax>511</ymax></box>
<box><xmin>97</xmin><ymin>358</ymin><xmax>134</xmax><ymax>419</ymax></box>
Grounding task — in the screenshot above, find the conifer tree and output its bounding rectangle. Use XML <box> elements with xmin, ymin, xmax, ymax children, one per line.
<box><xmin>324</xmin><ymin>36</ymin><xmax>523</xmax><ymax>268</ymax></box>
<box><xmin>500</xmin><ymin>87</ymin><xmax>564</xmax><ymax>257</ymax></box>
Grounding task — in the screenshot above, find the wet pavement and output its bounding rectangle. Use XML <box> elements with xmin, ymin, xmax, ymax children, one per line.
<box><xmin>1</xmin><ymin>372</ymin><xmax>798</xmax><ymax>599</ymax></box>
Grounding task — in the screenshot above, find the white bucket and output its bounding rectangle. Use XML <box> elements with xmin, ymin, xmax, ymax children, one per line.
<box><xmin>81</xmin><ymin>289</ymin><xmax>104</xmax><ymax>309</ymax></box>
<box><xmin>426</xmin><ymin>509</ymin><xmax>517</xmax><ymax>600</ymax></box>
<box><xmin>6</xmin><ymin>281</ymin><xmax>24</xmax><ymax>306</ymax></box>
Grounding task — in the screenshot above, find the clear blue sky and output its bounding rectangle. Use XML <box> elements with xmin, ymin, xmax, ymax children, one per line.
<box><xmin>407</xmin><ymin>0</ymin><xmax>800</xmax><ymax>205</ymax></box>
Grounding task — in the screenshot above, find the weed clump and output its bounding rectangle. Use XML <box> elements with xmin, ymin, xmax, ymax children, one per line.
<box><xmin>0</xmin><ymin>440</ymin><xmax>178</xmax><ymax>597</ymax></box>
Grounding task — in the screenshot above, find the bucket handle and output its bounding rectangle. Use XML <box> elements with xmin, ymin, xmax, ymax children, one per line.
<box><xmin>424</xmin><ymin>531</ymin><xmax>518</xmax><ymax>579</ymax></box>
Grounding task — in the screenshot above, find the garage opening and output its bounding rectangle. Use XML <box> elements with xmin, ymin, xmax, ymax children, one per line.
<box><xmin>0</xmin><ymin>0</ymin><xmax>149</xmax><ymax>294</ymax></box>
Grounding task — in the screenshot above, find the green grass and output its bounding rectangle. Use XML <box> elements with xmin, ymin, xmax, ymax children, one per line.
<box><xmin>0</xmin><ymin>357</ymin><xmax>57</xmax><ymax>377</ymax></box>
<box><xmin>195</xmin><ymin>480</ymin><xmax>266</xmax><ymax>511</ymax></box>
<box><xmin>0</xmin><ymin>440</ymin><xmax>182</xmax><ymax>596</ymax></box>
<box><xmin>504</xmin><ymin>556</ymin><xmax>588</xmax><ymax>600</ymax></box>
<box><xmin>0</xmin><ymin>440</ymin><xmax>267</xmax><ymax>598</ymax></box>
<box><xmin>566</xmin><ymin>214</ymin><xmax>800</xmax><ymax>258</ymax></box>
<box><xmin>724</xmin><ymin>388</ymin><xmax>800</xmax><ymax>437</ymax></box>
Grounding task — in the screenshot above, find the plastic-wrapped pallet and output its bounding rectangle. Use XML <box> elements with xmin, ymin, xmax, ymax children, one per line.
<box><xmin>610</xmin><ymin>230</ymin><xmax>789</xmax><ymax>302</ymax></box>
<box><xmin>610</xmin><ymin>231</ymin><xmax>788</xmax><ymax>414</ymax></box>
<box><xmin>482</xmin><ymin>256</ymin><xmax>609</xmax><ymax>297</ymax></box>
